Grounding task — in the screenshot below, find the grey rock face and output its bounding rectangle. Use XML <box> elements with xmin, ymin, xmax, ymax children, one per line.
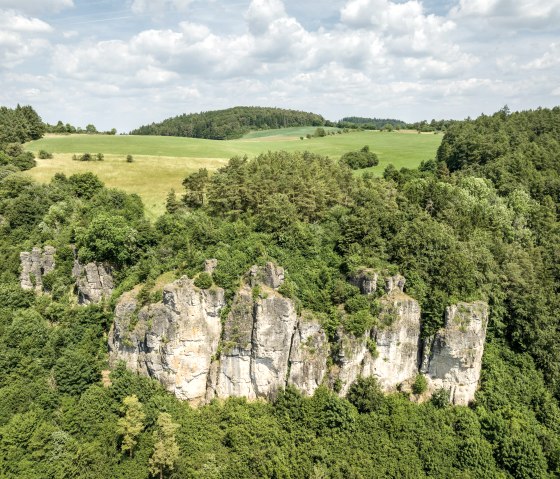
<box><xmin>348</xmin><ymin>268</ymin><xmax>378</xmax><ymax>295</ymax></box>
<box><xmin>109</xmin><ymin>276</ymin><xmax>226</xmax><ymax>405</ymax></box>
<box><xmin>248</xmin><ymin>262</ymin><xmax>285</xmax><ymax>290</ymax></box>
<box><xmin>20</xmin><ymin>246</ymin><xmax>56</xmax><ymax>292</ymax></box>
<box><xmin>384</xmin><ymin>274</ymin><xmax>406</xmax><ymax>293</ymax></box>
<box><xmin>213</xmin><ymin>286</ymin><xmax>298</xmax><ymax>400</ymax></box>
<box><xmin>288</xmin><ymin>314</ymin><xmax>330</xmax><ymax>395</ymax></box>
<box><xmin>204</xmin><ymin>258</ymin><xmax>218</xmax><ymax>274</ymax></box>
<box><xmin>336</xmin><ymin>288</ymin><xmax>422</xmax><ymax>395</ymax></box>
<box><xmin>423</xmin><ymin>301</ymin><xmax>488</xmax><ymax>405</ymax></box>
<box><xmin>73</xmin><ymin>261</ymin><xmax>114</xmax><ymax>304</ymax></box>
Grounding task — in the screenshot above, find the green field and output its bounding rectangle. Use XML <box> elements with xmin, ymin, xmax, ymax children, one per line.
<box><xmin>25</xmin><ymin>130</ymin><xmax>442</xmax><ymax>219</ymax></box>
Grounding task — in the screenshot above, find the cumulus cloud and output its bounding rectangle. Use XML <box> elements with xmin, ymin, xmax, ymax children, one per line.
<box><xmin>245</xmin><ymin>0</ymin><xmax>287</xmax><ymax>34</ymax></box>
<box><xmin>0</xmin><ymin>11</ymin><xmax>52</xmax><ymax>33</ymax></box>
<box><xmin>451</xmin><ymin>0</ymin><xmax>560</xmax><ymax>28</ymax></box>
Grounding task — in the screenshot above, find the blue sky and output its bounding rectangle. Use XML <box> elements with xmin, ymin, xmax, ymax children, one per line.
<box><xmin>1</xmin><ymin>0</ymin><xmax>559</xmax><ymax>131</ymax></box>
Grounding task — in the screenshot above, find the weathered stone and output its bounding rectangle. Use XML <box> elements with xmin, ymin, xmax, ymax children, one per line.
<box><xmin>423</xmin><ymin>301</ymin><xmax>488</xmax><ymax>405</ymax></box>
<box><xmin>288</xmin><ymin>313</ymin><xmax>330</xmax><ymax>395</ymax></box>
<box><xmin>20</xmin><ymin>246</ymin><xmax>56</xmax><ymax>292</ymax></box>
<box><xmin>363</xmin><ymin>292</ymin><xmax>421</xmax><ymax>391</ymax></box>
<box><xmin>73</xmin><ymin>261</ymin><xmax>114</xmax><ymax>304</ymax></box>
<box><xmin>349</xmin><ymin>268</ymin><xmax>378</xmax><ymax>295</ymax></box>
<box><xmin>204</xmin><ymin>258</ymin><xmax>218</xmax><ymax>274</ymax></box>
<box><xmin>248</xmin><ymin>262</ymin><xmax>285</xmax><ymax>290</ymax></box>
<box><xmin>384</xmin><ymin>274</ymin><xmax>406</xmax><ymax>293</ymax></box>
<box><xmin>213</xmin><ymin>286</ymin><xmax>298</xmax><ymax>400</ymax></box>
<box><xmin>108</xmin><ymin>276</ymin><xmax>226</xmax><ymax>405</ymax></box>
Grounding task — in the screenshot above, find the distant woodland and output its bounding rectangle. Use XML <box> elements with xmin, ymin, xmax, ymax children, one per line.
<box><xmin>130</xmin><ymin>106</ymin><xmax>327</xmax><ymax>140</ymax></box>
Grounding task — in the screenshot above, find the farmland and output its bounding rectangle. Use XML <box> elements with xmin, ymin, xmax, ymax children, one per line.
<box><xmin>26</xmin><ymin>129</ymin><xmax>442</xmax><ymax>218</ymax></box>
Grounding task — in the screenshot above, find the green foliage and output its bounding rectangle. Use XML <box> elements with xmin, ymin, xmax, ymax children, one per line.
<box><xmin>412</xmin><ymin>374</ymin><xmax>428</xmax><ymax>395</ymax></box>
<box><xmin>53</xmin><ymin>349</ymin><xmax>101</xmax><ymax>396</ymax></box>
<box><xmin>130</xmin><ymin>106</ymin><xmax>325</xmax><ymax>139</ymax></box>
<box><xmin>346</xmin><ymin>376</ymin><xmax>385</xmax><ymax>413</ymax></box>
<box><xmin>194</xmin><ymin>272</ymin><xmax>213</xmax><ymax>290</ymax></box>
<box><xmin>340</xmin><ymin>145</ymin><xmax>379</xmax><ymax>169</ymax></box>
<box><xmin>38</xmin><ymin>150</ymin><xmax>53</xmax><ymax>159</ymax></box>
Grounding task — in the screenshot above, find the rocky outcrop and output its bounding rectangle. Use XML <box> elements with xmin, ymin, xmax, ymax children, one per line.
<box><xmin>72</xmin><ymin>261</ymin><xmax>114</xmax><ymax>304</ymax></box>
<box><xmin>348</xmin><ymin>268</ymin><xmax>378</xmax><ymax>295</ymax></box>
<box><xmin>288</xmin><ymin>313</ymin><xmax>330</xmax><ymax>395</ymax></box>
<box><xmin>20</xmin><ymin>246</ymin><xmax>55</xmax><ymax>292</ymax></box>
<box><xmin>422</xmin><ymin>301</ymin><xmax>488</xmax><ymax>405</ymax></box>
<box><xmin>108</xmin><ymin>276</ymin><xmax>226</xmax><ymax>405</ymax></box>
<box><xmin>204</xmin><ymin>259</ymin><xmax>218</xmax><ymax>274</ymax></box>
<box><xmin>109</xmin><ymin>265</ymin><xmax>489</xmax><ymax>407</ymax></box>
<box><xmin>336</xmin><ymin>285</ymin><xmax>422</xmax><ymax>395</ymax></box>
<box><xmin>211</xmin><ymin>285</ymin><xmax>298</xmax><ymax>400</ymax></box>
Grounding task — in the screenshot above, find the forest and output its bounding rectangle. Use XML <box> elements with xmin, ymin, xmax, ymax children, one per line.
<box><xmin>129</xmin><ymin>106</ymin><xmax>327</xmax><ymax>140</ymax></box>
<box><xmin>0</xmin><ymin>105</ymin><xmax>559</xmax><ymax>478</ymax></box>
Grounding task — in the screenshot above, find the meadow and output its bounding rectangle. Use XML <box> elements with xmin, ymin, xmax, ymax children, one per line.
<box><xmin>26</xmin><ymin>129</ymin><xmax>442</xmax><ymax>218</ymax></box>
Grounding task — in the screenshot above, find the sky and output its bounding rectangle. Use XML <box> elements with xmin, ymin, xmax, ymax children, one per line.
<box><xmin>1</xmin><ymin>0</ymin><xmax>559</xmax><ymax>132</ymax></box>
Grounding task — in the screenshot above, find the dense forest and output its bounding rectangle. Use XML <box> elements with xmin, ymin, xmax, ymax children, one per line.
<box><xmin>129</xmin><ymin>106</ymin><xmax>326</xmax><ymax>140</ymax></box>
<box><xmin>0</xmin><ymin>105</ymin><xmax>559</xmax><ymax>478</ymax></box>
<box><xmin>338</xmin><ymin>117</ymin><xmax>407</xmax><ymax>130</ymax></box>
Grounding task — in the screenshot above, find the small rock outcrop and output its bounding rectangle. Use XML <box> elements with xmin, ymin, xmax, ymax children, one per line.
<box><xmin>109</xmin><ymin>277</ymin><xmax>226</xmax><ymax>405</ymax></box>
<box><xmin>73</xmin><ymin>261</ymin><xmax>114</xmax><ymax>304</ymax></box>
<box><xmin>20</xmin><ymin>246</ymin><xmax>56</xmax><ymax>292</ymax></box>
<box><xmin>204</xmin><ymin>259</ymin><xmax>218</xmax><ymax>274</ymax></box>
<box><xmin>348</xmin><ymin>268</ymin><xmax>378</xmax><ymax>295</ymax></box>
<box><xmin>385</xmin><ymin>274</ymin><xmax>406</xmax><ymax>294</ymax></box>
<box><xmin>422</xmin><ymin>301</ymin><xmax>488</xmax><ymax>405</ymax></box>
<box><xmin>248</xmin><ymin>262</ymin><xmax>285</xmax><ymax>289</ymax></box>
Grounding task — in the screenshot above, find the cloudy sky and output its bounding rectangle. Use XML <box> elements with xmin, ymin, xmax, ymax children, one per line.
<box><xmin>1</xmin><ymin>0</ymin><xmax>559</xmax><ymax>132</ymax></box>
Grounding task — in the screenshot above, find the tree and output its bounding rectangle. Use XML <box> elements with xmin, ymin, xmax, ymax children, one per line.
<box><xmin>85</xmin><ymin>124</ymin><xmax>97</xmax><ymax>134</ymax></box>
<box><xmin>149</xmin><ymin>413</ymin><xmax>180</xmax><ymax>479</ymax></box>
<box><xmin>117</xmin><ymin>395</ymin><xmax>145</xmax><ymax>457</ymax></box>
<box><xmin>182</xmin><ymin>168</ymin><xmax>209</xmax><ymax>208</ymax></box>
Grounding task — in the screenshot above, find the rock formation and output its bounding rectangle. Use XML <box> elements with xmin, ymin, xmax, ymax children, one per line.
<box><xmin>72</xmin><ymin>261</ymin><xmax>114</xmax><ymax>304</ymax></box>
<box><xmin>348</xmin><ymin>268</ymin><xmax>378</xmax><ymax>295</ymax></box>
<box><xmin>108</xmin><ymin>277</ymin><xmax>226</xmax><ymax>405</ymax></box>
<box><xmin>109</xmin><ymin>265</ymin><xmax>489</xmax><ymax>407</ymax></box>
<box><xmin>20</xmin><ymin>246</ymin><xmax>56</xmax><ymax>292</ymax></box>
<box><xmin>422</xmin><ymin>301</ymin><xmax>489</xmax><ymax>405</ymax></box>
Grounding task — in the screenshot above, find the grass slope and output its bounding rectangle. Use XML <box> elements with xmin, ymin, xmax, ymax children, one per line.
<box><xmin>26</xmin><ymin>131</ymin><xmax>442</xmax><ymax>219</ymax></box>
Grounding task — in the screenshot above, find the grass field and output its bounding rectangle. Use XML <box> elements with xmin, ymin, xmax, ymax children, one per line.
<box><xmin>25</xmin><ymin>130</ymin><xmax>442</xmax><ymax>219</ymax></box>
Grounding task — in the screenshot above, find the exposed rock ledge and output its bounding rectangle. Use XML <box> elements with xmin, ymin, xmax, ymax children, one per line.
<box><xmin>20</xmin><ymin>246</ymin><xmax>56</xmax><ymax>292</ymax></box>
<box><xmin>109</xmin><ymin>264</ymin><xmax>488</xmax><ymax>406</ymax></box>
<box><xmin>72</xmin><ymin>260</ymin><xmax>114</xmax><ymax>305</ymax></box>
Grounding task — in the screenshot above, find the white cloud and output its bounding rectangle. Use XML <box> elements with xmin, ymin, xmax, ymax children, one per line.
<box><xmin>131</xmin><ymin>0</ymin><xmax>193</xmax><ymax>14</ymax></box>
<box><xmin>245</xmin><ymin>0</ymin><xmax>287</xmax><ymax>34</ymax></box>
<box><xmin>523</xmin><ymin>43</ymin><xmax>560</xmax><ymax>70</ymax></box>
<box><xmin>451</xmin><ymin>0</ymin><xmax>560</xmax><ymax>28</ymax></box>
<box><xmin>0</xmin><ymin>11</ymin><xmax>52</xmax><ymax>32</ymax></box>
<box><xmin>0</xmin><ymin>0</ymin><xmax>73</xmax><ymax>14</ymax></box>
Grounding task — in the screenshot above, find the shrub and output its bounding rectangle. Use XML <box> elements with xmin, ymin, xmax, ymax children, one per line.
<box><xmin>38</xmin><ymin>150</ymin><xmax>53</xmax><ymax>159</ymax></box>
<box><xmin>412</xmin><ymin>374</ymin><xmax>428</xmax><ymax>394</ymax></box>
<box><xmin>96</xmin><ymin>153</ymin><xmax>104</xmax><ymax>161</ymax></box>
<box><xmin>340</xmin><ymin>146</ymin><xmax>379</xmax><ymax>170</ymax></box>
<box><xmin>430</xmin><ymin>388</ymin><xmax>450</xmax><ymax>408</ymax></box>
<box><xmin>194</xmin><ymin>272</ymin><xmax>213</xmax><ymax>289</ymax></box>
<box><xmin>347</xmin><ymin>376</ymin><xmax>384</xmax><ymax>413</ymax></box>
<box><xmin>126</xmin><ymin>154</ymin><xmax>134</xmax><ymax>163</ymax></box>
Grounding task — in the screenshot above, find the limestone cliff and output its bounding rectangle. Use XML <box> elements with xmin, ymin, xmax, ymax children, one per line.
<box><xmin>109</xmin><ymin>265</ymin><xmax>489</xmax><ymax>407</ymax></box>
<box><xmin>108</xmin><ymin>276</ymin><xmax>226</xmax><ymax>405</ymax></box>
<box><xmin>422</xmin><ymin>301</ymin><xmax>489</xmax><ymax>405</ymax></box>
<box><xmin>72</xmin><ymin>260</ymin><xmax>114</xmax><ymax>304</ymax></box>
<box><xmin>20</xmin><ymin>246</ymin><xmax>56</xmax><ymax>292</ymax></box>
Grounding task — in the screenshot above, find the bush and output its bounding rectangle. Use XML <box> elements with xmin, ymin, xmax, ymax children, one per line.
<box><xmin>340</xmin><ymin>146</ymin><xmax>379</xmax><ymax>170</ymax></box>
<box><xmin>96</xmin><ymin>153</ymin><xmax>104</xmax><ymax>161</ymax></box>
<box><xmin>12</xmin><ymin>152</ymin><xmax>36</xmax><ymax>171</ymax></box>
<box><xmin>412</xmin><ymin>374</ymin><xmax>428</xmax><ymax>394</ymax></box>
<box><xmin>126</xmin><ymin>154</ymin><xmax>134</xmax><ymax>163</ymax></box>
<box><xmin>347</xmin><ymin>376</ymin><xmax>384</xmax><ymax>413</ymax></box>
<box><xmin>430</xmin><ymin>388</ymin><xmax>450</xmax><ymax>408</ymax></box>
<box><xmin>194</xmin><ymin>272</ymin><xmax>213</xmax><ymax>289</ymax></box>
<box><xmin>38</xmin><ymin>150</ymin><xmax>53</xmax><ymax>159</ymax></box>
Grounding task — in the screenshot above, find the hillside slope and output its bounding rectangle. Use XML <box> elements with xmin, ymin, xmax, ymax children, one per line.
<box><xmin>129</xmin><ymin>106</ymin><xmax>326</xmax><ymax>140</ymax></box>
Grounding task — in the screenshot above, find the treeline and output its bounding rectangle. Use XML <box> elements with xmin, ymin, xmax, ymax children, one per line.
<box><xmin>0</xmin><ymin>105</ymin><xmax>45</xmax><ymax>147</ymax></box>
<box><xmin>45</xmin><ymin>120</ymin><xmax>117</xmax><ymax>135</ymax></box>
<box><xmin>338</xmin><ymin>116</ymin><xmax>407</xmax><ymax>130</ymax></box>
<box><xmin>0</xmin><ymin>106</ymin><xmax>559</xmax><ymax>477</ymax></box>
<box><xmin>130</xmin><ymin>106</ymin><xmax>326</xmax><ymax>140</ymax></box>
